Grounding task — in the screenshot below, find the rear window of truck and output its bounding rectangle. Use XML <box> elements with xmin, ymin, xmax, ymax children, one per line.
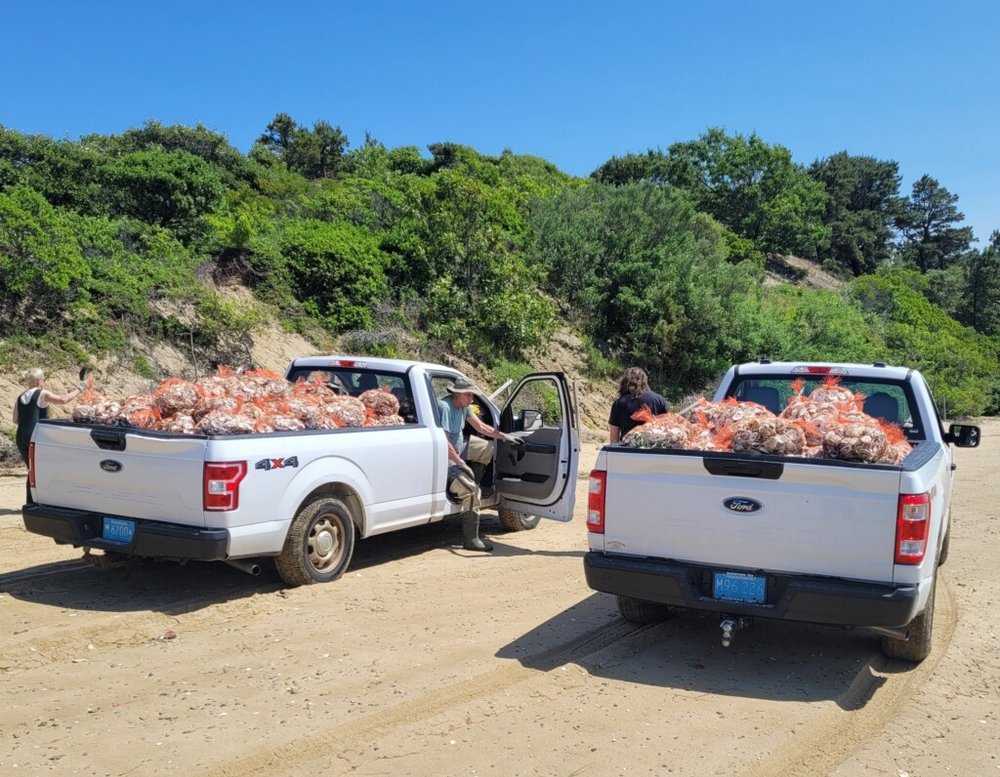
<box><xmin>727</xmin><ymin>376</ymin><xmax>923</xmax><ymax>440</ymax></box>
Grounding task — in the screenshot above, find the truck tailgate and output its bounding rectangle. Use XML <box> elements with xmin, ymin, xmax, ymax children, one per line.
<box><xmin>33</xmin><ymin>422</ymin><xmax>208</xmax><ymax>527</ymax></box>
<box><xmin>602</xmin><ymin>450</ymin><xmax>902</xmax><ymax>583</ymax></box>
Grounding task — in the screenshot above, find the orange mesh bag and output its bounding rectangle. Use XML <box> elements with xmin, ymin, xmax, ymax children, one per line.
<box><xmin>809</xmin><ymin>376</ymin><xmax>862</xmax><ymax>408</ymax></box>
<box><xmin>685</xmin><ymin>413</ymin><xmax>732</xmax><ymax>451</ymax></box>
<box><xmin>159</xmin><ymin>414</ymin><xmax>196</xmax><ymax>434</ymax></box>
<box><xmin>287</xmin><ymin>396</ymin><xmax>328</xmax><ymax>429</ymax></box>
<box><xmin>365</xmin><ymin>413</ymin><xmax>405</xmax><ymax>427</ymax></box>
<box><xmin>679</xmin><ymin>396</ymin><xmax>712</xmax><ymax>422</ymax></box>
<box><xmin>324</xmin><ymin>396</ymin><xmax>366</xmax><ymax>428</ymax></box>
<box><xmin>116</xmin><ymin>394</ymin><xmax>162</xmax><ymax>429</ymax></box>
<box><xmin>621</xmin><ymin>407</ymin><xmax>693</xmax><ymax>449</ymax></box>
<box><xmin>821</xmin><ymin>415</ymin><xmax>890</xmax><ymax>463</ymax></box>
<box><xmin>880</xmin><ymin>423</ymin><xmax>913</xmax><ymax>465</ymax></box>
<box><xmin>197</xmin><ymin>409</ymin><xmax>257</xmax><ymax>435</ymax></box>
<box><xmin>155</xmin><ymin>377</ymin><xmax>201</xmax><ymax>416</ymax></box>
<box><xmin>715</xmin><ymin>397</ymin><xmax>775</xmax><ymax>426</ymax></box>
<box><xmin>360</xmin><ymin>387</ymin><xmax>400</xmax><ymax>417</ymax></box>
<box><xmin>730</xmin><ymin>416</ymin><xmax>807</xmax><ymax>456</ymax></box>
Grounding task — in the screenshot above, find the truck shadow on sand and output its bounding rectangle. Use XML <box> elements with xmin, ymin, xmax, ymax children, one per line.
<box><xmin>0</xmin><ymin>515</ymin><xmax>580</xmax><ymax>615</ymax></box>
<box><xmin>498</xmin><ymin>594</ymin><xmax>900</xmax><ymax>709</ymax></box>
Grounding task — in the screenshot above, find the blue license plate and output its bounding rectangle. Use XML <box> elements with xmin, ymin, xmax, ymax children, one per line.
<box><xmin>102</xmin><ymin>517</ymin><xmax>135</xmax><ymax>544</ymax></box>
<box><xmin>713</xmin><ymin>571</ymin><xmax>766</xmax><ymax>604</ymax></box>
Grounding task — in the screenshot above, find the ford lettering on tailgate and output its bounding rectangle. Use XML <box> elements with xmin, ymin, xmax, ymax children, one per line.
<box><xmin>723</xmin><ymin>497</ymin><xmax>763</xmax><ymax>513</ymax></box>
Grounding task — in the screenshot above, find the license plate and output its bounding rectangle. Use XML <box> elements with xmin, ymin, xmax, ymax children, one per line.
<box><xmin>713</xmin><ymin>571</ymin><xmax>766</xmax><ymax>604</ymax></box>
<box><xmin>102</xmin><ymin>517</ymin><xmax>135</xmax><ymax>544</ymax></box>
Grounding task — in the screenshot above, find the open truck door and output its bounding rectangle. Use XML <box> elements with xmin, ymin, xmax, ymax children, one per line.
<box><xmin>495</xmin><ymin>372</ymin><xmax>579</xmax><ymax>525</ymax></box>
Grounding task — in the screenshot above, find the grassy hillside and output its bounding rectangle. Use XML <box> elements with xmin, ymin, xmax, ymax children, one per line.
<box><xmin>1</xmin><ymin>121</ymin><xmax>997</xmax><ymax>429</ymax></box>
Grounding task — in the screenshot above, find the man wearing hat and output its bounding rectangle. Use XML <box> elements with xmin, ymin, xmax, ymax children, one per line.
<box><xmin>439</xmin><ymin>376</ymin><xmax>518</xmax><ymax>552</ymax></box>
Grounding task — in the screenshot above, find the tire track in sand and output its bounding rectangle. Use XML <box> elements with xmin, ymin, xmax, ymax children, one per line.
<box><xmin>739</xmin><ymin>572</ymin><xmax>957</xmax><ymax>777</ymax></box>
<box><xmin>201</xmin><ymin>619</ymin><xmax>649</xmax><ymax>777</ymax></box>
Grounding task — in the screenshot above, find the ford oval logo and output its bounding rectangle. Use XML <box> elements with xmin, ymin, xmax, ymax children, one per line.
<box><xmin>723</xmin><ymin>497</ymin><xmax>763</xmax><ymax>513</ymax></box>
<box><xmin>100</xmin><ymin>459</ymin><xmax>123</xmax><ymax>473</ymax></box>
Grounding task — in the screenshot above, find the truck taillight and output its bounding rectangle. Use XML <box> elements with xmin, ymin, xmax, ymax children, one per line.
<box><xmin>587</xmin><ymin>470</ymin><xmax>607</xmax><ymax>533</ymax></box>
<box><xmin>204</xmin><ymin>461</ymin><xmax>247</xmax><ymax>511</ymax></box>
<box><xmin>895</xmin><ymin>492</ymin><xmax>931</xmax><ymax>564</ymax></box>
<box><xmin>28</xmin><ymin>442</ymin><xmax>35</xmax><ymax>489</ymax></box>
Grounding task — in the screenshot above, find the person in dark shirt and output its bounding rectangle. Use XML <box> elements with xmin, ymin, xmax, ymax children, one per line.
<box><xmin>12</xmin><ymin>367</ymin><xmax>85</xmax><ymax>503</ymax></box>
<box><xmin>608</xmin><ymin>367</ymin><xmax>670</xmax><ymax>443</ymax></box>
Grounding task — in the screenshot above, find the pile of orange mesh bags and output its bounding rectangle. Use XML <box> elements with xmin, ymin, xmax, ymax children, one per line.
<box><xmin>72</xmin><ymin>368</ymin><xmax>405</xmax><ymax>434</ymax></box>
<box><xmin>622</xmin><ymin>377</ymin><xmax>912</xmax><ymax>465</ymax></box>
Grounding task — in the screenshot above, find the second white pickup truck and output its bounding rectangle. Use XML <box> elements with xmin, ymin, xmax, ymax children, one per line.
<box><xmin>23</xmin><ymin>356</ymin><xmax>580</xmax><ymax>585</ymax></box>
<box><xmin>584</xmin><ymin>360</ymin><xmax>980</xmax><ymax>662</ymax></box>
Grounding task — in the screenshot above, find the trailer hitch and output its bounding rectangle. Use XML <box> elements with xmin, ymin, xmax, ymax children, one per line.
<box><xmin>720</xmin><ymin>616</ymin><xmax>752</xmax><ymax>647</ymax></box>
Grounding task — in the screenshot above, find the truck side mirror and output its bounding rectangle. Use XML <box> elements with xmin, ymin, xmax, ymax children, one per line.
<box><xmin>521</xmin><ymin>409</ymin><xmax>543</xmax><ymax>431</ymax></box>
<box><xmin>946</xmin><ymin>423</ymin><xmax>980</xmax><ymax>447</ymax></box>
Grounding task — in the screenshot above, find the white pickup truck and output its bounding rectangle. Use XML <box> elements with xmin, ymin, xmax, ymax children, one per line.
<box><xmin>22</xmin><ymin>356</ymin><xmax>579</xmax><ymax>585</ymax></box>
<box><xmin>584</xmin><ymin>360</ymin><xmax>980</xmax><ymax>662</ymax></box>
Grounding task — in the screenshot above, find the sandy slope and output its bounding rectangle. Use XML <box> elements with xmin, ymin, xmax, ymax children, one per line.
<box><xmin>1</xmin><ymin>421</ymin><xmax>997</xmax><ymax>777</ymax></box>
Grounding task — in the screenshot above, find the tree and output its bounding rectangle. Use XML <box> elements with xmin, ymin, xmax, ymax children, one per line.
<box><xmin>958</xmin><ymin>231</ymin><xmax>1000</xmax><ymax>335</ymax></box>
<box><xmin>0</xmin><ymin>184</ymin><xmax>90</xmax><ymax>332</ymax></box>
<box><xmin>808</xmin><ymin>152</ymin><xmax>905</xmax><ymax>275</ymax></box>
<box><xmin>897</xmin><ymin>175</ymin><xmax>974</xmax><ymax>270</ymax></box>
<box><xmin>100</xmin><ymin>148</ymin><xmax>224</xmax><ymax>240</ymax></box>
<box><xmin>254</xmin><ymin>114</ymin><xmax>348</xmax><ymax>179</ymax></box>
<box><xmin>592</xmin><ymin>129</ymin><xmax>830</xmax><ymax>260</ymax></box>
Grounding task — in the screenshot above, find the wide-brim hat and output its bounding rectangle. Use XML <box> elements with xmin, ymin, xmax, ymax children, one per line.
<box><xmin>445</xmin><ymin>376</ymin><xmax>482</xmax><ymax>396</ymax></box>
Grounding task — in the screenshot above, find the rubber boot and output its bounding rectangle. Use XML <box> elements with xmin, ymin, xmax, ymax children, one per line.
<box><xmin>461</xmin><ymin>512</ymin><xmax>493</xmax><ymax>552</ymax></box>
<box><xmin>469</xmin><ymin>461</ymin><xmax>494</xmax><ymax>497</ymax></box>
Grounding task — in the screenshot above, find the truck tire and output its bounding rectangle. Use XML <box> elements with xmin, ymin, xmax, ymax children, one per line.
<box><xmin>938</xmin><ymin>526</ymin><xmax>951</xmax><ymax>566</ymax></box>
<box><xmin>615</xmin><ymin>595</ymin><xmax>677</xmax><ymax>625</ymax></box>
<box><xmin>881</xmin><ymin>576</ymin><xmax>935</xmax><ymax>663</ymax></box>
<box><xmin>497</xmin><ymin>508</ymin><xmax>541</xmax><ymax>532</ymax></box>
<box><xmin>276</xmin><ymin>497</ymin><xmax>356</xmax><ymax>586</ymax></box>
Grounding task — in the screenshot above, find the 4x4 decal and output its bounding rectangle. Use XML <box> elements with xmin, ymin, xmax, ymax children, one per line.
<box><xmin>255</xmin><ymin>456</ymin><xmax>299</xmax><ymax>471</ymax></box>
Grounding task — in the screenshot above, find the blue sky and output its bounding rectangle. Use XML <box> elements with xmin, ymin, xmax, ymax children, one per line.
<box><xmin>3</xmin><ymin>1</ymin><xmax>998</xmax><ymax>244</ymax></box>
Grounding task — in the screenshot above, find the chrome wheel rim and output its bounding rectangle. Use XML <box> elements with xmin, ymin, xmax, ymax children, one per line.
<box><xmin>308</xmin><ymin>516</ymin><xmax>344</xmax><ymax>572</ymax></box>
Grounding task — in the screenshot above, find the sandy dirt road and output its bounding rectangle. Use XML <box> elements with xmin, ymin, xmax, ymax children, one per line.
<box><xmin>1</xmin><ymin>424</ymin><xmax>998</xmax><ymax>776</ymax></box>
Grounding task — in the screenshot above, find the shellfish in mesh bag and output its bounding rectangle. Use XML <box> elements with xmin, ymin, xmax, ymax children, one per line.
<box><xmin>159</xmin><ymin>414</ymin><xmax>196</xmax><ymax>434</ymax></box>
<box><xmin>79</xmin><ymin>400</ymin><xmax>122</xmax><ymax>426</ymax></box>
<box><xmin>324</xmin><ymin>396</ymin><xmax>366</xmax><ymax>428</ymax></box>
<box><xmin>154</xmin><ymin>378</ymin><xmax>201</xmax><ymax>416</ymax></box>
<box><xmin>879</xmin><ymin>424</ymin><xmax>913</xmax><ymax>465</ymax></box>
<box><xmin>822</xmin><ymin>421</ymin><xmax>890</xmax><ymax>463</ymax></box>
<box><xmin>730</xmin><ymin>417</ymin><xmax>807</xmax><ymax>455</ymax></box>
<box><xmin>365</xmin><ymin>413</ymin><xmax>405</xmax><ymax>427</ymax></box>
<box><xmin>286</xmin><ymin>397</ymin><xmax>328</xmax><ymax>429</ymax></box>
<box><xmin>197</xmin><ymin>410</ymin><xmax>257</xmax><ymax>435</ymax></box>
<box><xmin>622</xmin><ymin>409</ymin><xmax>693</xmax><ymax>449</ymax></box>
<box><xmin>686</xmin><ymin>397</ymin><xmax>775</xmax><ymax>429</ymax></box>
<box><xmin>359</xmin><ymin>387</ymin><xmax>400</xmax><ymax>417</ymax></box>
<box><xmin>685</xmin><ymin>417</ymin><xmax>733</xmax><ymax>451</ymax></box>
<box><xmin>267</xmin><ymin>415</ymin><xmax>307</xmax><ymax>432</ymax></box>
<box><xmin>119</xmin><ymin>403</ymin><xmax>162</xmax><ymax>429</ymax></box>
<box><xmin>193</xmin><ymin>394</ymin><xmax>243</xmax><ymax>421</ymax></box>
<box><xmin>780</xmin><ymin>398</ymin><xmax>844</xmax><ymax>445</ymax></box>
<box><xmin>808</xmin><ymin>376</ymin><xmax>862</xmax><ymax>408</ymax></box>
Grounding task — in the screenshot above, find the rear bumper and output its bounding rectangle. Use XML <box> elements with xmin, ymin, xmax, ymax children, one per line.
<box><xmin>22</xmin><ymin>504</ymin><xmax>230</xmax><ymax>561</ymax></box>
<box><xmin>584</xmin><ymin>552</ymin><xmax>920</xmax><ymax>628</ymax></box>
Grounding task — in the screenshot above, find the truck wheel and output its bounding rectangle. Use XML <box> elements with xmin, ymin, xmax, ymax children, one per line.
<box><xmin>881</xmin><ymin>577</ymin><xmax>935</xmax><ymax>662</ymax></box>
<box><xmin>497</xmin><ymin>508</ymin><xmax>541</xmax><ymax>532</ymax></box>
<box><xmin>276</xmin><ymin>497</ymin><xmax>356</xmax><ymax>587</ymax></box>
<box><xmin>938</xmin><ymin>526</ymin><xmax>950</xmax><ymax>566</ymax></box>
<box><xmin>615</xmin><ymin>595</ymin><xmax>677</xmax><ymax>625</ymax></box>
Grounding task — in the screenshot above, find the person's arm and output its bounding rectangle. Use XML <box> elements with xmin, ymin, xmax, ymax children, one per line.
<box><xmin>609</xmin><ymin>424</ymin><xmax>621</xmax><ymax>444</ymax></box>
<box><xmin>41</xmin><ymin>385</ymin><xmax>84</xmax><ymax>406</ymax></box>
<box><xmin>12</xmin><ymin>400</ymin><xmax>18</xmax><ymax>425</ymax></box>
<box><xmin>467</xmin><ymin>411</ymin><xmax>514</xmax><ymax>441</ymax></box>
